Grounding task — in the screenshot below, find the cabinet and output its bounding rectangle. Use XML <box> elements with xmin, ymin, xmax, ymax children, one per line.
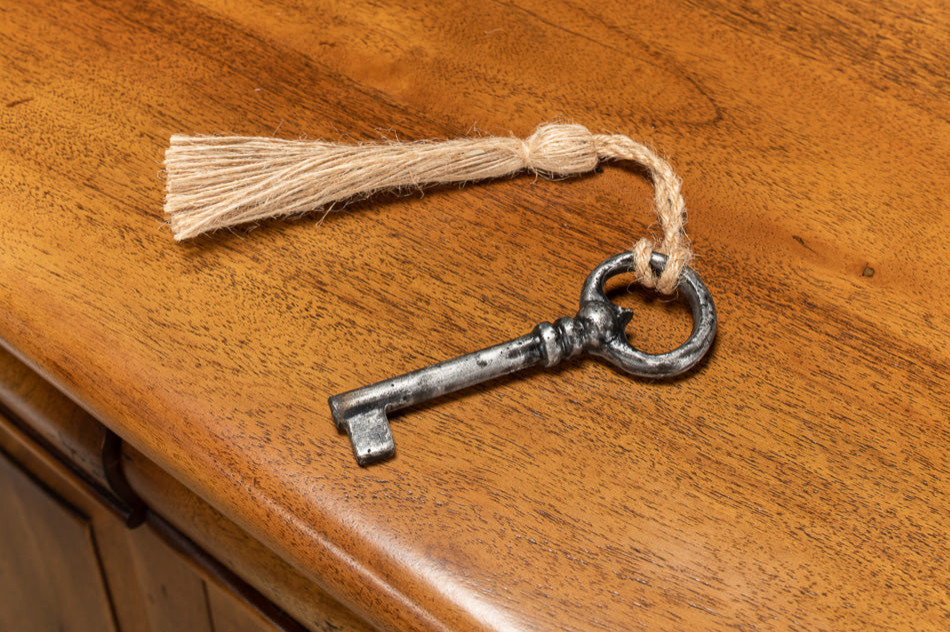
<box><xmin>0</xmin><ymin>448</ymin><xmax>116</xmax><ymax>631</ymax></box>
<box><xmin>0</xmin><ymin>347</ymin><xmax>371</xmax><ymax>632</ymax></box>
<box><xmin>1</xmin><ymin>1</ymin><xmax>947</xmax><ymax>629</ymax></box>
<box><xmin>0</xmin><ymin>419</ymin><xmax>285</xmax><ymax>632</ymax></box>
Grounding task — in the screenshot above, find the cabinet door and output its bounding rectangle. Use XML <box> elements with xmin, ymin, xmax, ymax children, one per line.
<box><xmin>0</xmin><ymin>348</ymin><xmax>312</xmax><ymax>632</ymax></box>
<box><xmin>0</xmin><ymin>450</ymin><xmax>117</xmax><ymax>632</ymax></box>
<box><xmin>206</xmin><ymin>581</ymin><xmax>290</xmax><ymax>632</ymax></box>
<box><xmin>0</xmin><ymin>432</ymin><xmax>296</xmax><ymax>632</ymax></box>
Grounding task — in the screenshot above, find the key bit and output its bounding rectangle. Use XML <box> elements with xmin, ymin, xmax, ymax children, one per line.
<box><xmin>329</xmin><ymin>251</ymin><xmax>717</xmax><ymax>465</ymax></box>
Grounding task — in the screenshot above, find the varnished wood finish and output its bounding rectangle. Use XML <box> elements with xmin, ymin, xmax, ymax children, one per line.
<box><xmin>1</xmin><ymin>1</ymin><xmax>948</xmax><ymax>630</ymax></box>
<box><xmin>206</xmin><ymin>581</ymin><xmax>285</xmax><ymax>632</ymax></box>
<box><xmin>0</xmin><ymin>343</ymin><xmax>354</xmax><ymax>632</ymax></box>
<box><xmin>129</xmin><ymin>524</ymin><xmax>216</xmax><ymax>632</ymax></box>
<box><xmin>0</xmin><ymin>407</ymin><xmax>154</xmax><ymax>632</ymax></box>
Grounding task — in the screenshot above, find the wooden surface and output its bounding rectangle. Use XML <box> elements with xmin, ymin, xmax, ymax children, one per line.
<box><xmin>1</xmin><ymin>1</ymin><xmax>948</xmax><ymax>630</ymax></box>
<box><xmin>0</xmin><ymin>342</ymin><xmax>109</xmax><ymax>487</ymax></box>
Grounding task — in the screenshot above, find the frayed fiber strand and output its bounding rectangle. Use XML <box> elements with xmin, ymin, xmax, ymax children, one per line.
<box><xmin>164</xmin><ymin>123</ymin><xmax>691</xmax><ymax>293</ymax></box>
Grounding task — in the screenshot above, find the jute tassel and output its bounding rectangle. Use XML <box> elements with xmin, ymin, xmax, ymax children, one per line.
<box><xmin>164</xmin><ymin>123</ymin><xmax>691</xmax><ymax>293</ymax></box>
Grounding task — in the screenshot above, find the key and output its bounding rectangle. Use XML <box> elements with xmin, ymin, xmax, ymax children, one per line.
<box><xmin>330</xmin><ymin>251</ymin><xmax>717</xmax><ymax>466</ymax></box>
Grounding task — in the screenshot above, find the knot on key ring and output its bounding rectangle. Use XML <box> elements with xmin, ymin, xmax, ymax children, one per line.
<box><xmin>164</xmin><ymin>123</ymin><xmax>692</xmax><ymax>292</ymax></box>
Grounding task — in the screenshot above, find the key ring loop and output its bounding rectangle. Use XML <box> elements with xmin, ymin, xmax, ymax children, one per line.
<box><xmin>578</xmin><ymin>252</ymin><xmax>717</xmax><ymax>377</ymax></box>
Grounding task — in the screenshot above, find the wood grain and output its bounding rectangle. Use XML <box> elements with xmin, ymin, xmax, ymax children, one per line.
<box><xmin>206</xmin><ymin>581</ymin><xmax>284</xmax><ymax>632</ymax></box>
<box><xmin>0</xmin><ymin>403</ymin><xmax>159</xmax><ymax>632</ymax></box>
<box><xmin>0</xmin><ymin>1</ymin><xmax>948</xmax><ymax>630</ymax></box>
<box><xmin>0</xmin><ymin>336</ymin><xmax>362</xmax><ymax>632</ymax></box>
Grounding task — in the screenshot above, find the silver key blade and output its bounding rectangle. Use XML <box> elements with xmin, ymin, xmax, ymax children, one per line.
<box><xmin>329</xmin><ymin>333</ymin><xmax>547</xmax><ymax>466</ymax></box>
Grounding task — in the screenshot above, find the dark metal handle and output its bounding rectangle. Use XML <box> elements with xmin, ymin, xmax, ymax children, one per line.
<box><xmin>578</xmin><ymin>252</ymin><xmax>717</xmax><ymax>378</ymax></box>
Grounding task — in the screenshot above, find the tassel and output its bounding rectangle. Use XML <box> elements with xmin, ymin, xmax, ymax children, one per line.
<box><xmin>164</xmin><ymin>123</ymin><xmax>691</xmax><ymax>293</ymax></box>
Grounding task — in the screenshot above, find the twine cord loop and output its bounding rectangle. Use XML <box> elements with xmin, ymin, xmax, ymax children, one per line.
<box><xmin>164</xmin><ymin>123</ymin><xmax>692</xmax><ymax>293</ymax></box>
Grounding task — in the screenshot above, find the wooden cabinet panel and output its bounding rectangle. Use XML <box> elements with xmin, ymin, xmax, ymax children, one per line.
<box><xmin>0</xmin><ymin>451</ymin><xmax>116</xmax><ymax>632</ymax></box>
<box><xmin>125</xmin><ymin>524</ymin><xmax>214</xmax><ymax>632</ymax></box>
<box><xmin>0</xmin><ymin>344</ymin><xmax>369</xmax><ymax>632</ymax></box>
<box><xmin>92</xmin><ymin>512</ymin><xmax>157</xmax><ymax>632</ymax></box>
<box><xmin>0</xmin><ymin>346</ymin><xmax>109</xmax><ymax>489</ymax></box>
<box><xmin>206</xmin><ymin>582</ymin><xmax>284</xmax><ymax>632</ymax></box>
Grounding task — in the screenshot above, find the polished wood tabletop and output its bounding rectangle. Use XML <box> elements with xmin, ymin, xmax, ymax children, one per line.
<box><xmin>1</xmin><ymin>1</ymin><xmax>948</xmax><ymax>630</ymax></box>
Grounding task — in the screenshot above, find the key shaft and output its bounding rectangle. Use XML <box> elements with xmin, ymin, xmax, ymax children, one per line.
<box><xmin>330</xmin><ymin>318</ymin><xmax>587</xmax><ymax>465</ymax></box>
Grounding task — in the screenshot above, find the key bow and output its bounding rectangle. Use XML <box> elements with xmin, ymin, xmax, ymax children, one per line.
<box><xmin>578</xmin><ymin>251</ymin><xmax>717</xmax><ymax>377</ymax></box>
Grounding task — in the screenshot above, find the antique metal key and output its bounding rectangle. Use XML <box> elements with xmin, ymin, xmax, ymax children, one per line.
<box><xmin>330</xmin><ymin>252</ymin><xmax>717</xmax><ymax>465</ymax></box>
